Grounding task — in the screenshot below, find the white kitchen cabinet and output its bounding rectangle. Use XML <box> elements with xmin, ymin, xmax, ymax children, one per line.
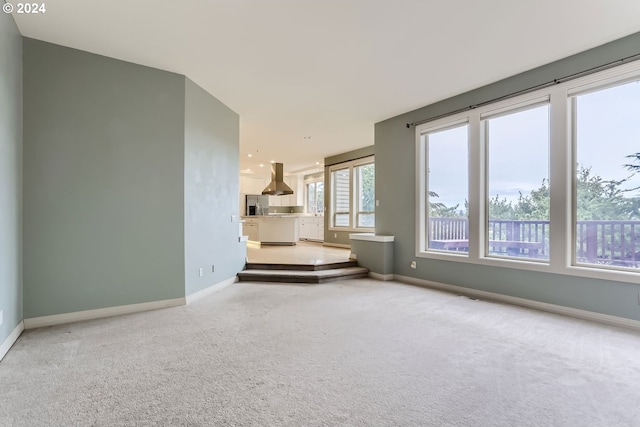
<box><xmin>285</xmin><ymin>175</ymin><xmax>303</xmax><ymax>206</ymax></box>
<box><xmin>269</xmin><ymin>195</ymin><xmax>281</xmax><ymax>206</ymax></box>
<box><xmin>242</xmin><ymin>218</ymin><xmax>260</xmax><ymax>242</ymax></box>
<box><xmin>240</xmin><ymin>175</ymin><xmax>268</xmax><ymax>195</ymax></box>
<box><xmin>299</xmin><ymin>216</ymin><xmax>324</xmax><ymax>241</ymax></box>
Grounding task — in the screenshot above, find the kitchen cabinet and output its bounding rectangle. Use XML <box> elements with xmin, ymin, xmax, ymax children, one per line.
<box><xmin>242</xmin><ymin>216</ymin><xmax>298</xmax><ymax>244</ymax></box>
<box><xmin>268</xmin><ymin>195</ymin><xmax>282</xmax><ymax>206</ymax></box>
<box><xmin>240</xmin><ymin>175</ymin><xmax>267</xmax><ymax>195</ymax></box>
<box><xmin>299</xmin><ymin>216</ymin><xmax>324</xmax><ymax>241</ymax></box>
<box><xmin>243</xmin><ymin>218</ymin><xmax>260</xmax><ymax>242</ymax></box>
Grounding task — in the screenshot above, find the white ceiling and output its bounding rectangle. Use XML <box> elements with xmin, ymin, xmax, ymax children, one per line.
<box><xmin>12</xmin><ymin>0</ymin><xmax>640</xmax><ymax>176</ymax></box>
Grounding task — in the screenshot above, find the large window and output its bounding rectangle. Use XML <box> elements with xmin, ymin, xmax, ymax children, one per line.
<box><xmin>355</xmin><ymin>163</ymin><xmax>375</xmax><ymax>227</ymax></box>
<box><xmin>573</xmin><ymin>80</ymin><xmax>640</xmax><ymax>269</ymax></box>
<box><xmin>306</xmin><ymin>181</ymin><xmax>324</xmax><ymax>215</ymax></box>
<box><xmin>329</xmin><ymin>157</ymin><xmax>375</xmax><ymax>230</ymax></box>
<box><xmin>423</xmin><ymin>123</ymin><xmax>469</xmax><ymax>254</ymax></box>
<box><xmin>415</xmin><ymin>60</ymin><xmax>640</xmax><ymax>282</ymax></box>
<box><xmin>484</xmin><ymin>102</ymin><xmax>550</xmax><ymax>261</ymax></box>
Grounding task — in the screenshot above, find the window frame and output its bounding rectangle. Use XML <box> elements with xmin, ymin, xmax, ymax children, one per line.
<box><xmin>418</xmin><ymin>119</ymin><xmax>471</xmax><ymax>257</ymax></box>
<box><xmin>328</xmin><ymin>156</ymin><xmax>375</xmax><ymax>232</ymax></box>
<box><xmin>414</xmin><ymin>59</ymin><xmax>640</xmax><ymax>284</ymax></box>
<box><xmin>304</xmin><ymin>179</ymin><xmax>324</xmax><ymax>215</ymax></box>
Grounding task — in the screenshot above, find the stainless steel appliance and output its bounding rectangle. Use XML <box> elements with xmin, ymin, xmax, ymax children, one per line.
<box><xmin>246</xmin><ymin>195</ymin><xmax>269</xmax><ymax>216</ymax></box>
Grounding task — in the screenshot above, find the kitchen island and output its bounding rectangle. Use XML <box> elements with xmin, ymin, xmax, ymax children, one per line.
<box><xmin>242</xmin><ymin>215</ymin><xmax>299</xmax><ymax>245</ymax></box>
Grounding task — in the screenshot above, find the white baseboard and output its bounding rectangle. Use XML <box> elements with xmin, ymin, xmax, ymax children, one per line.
<box><xmin>369</xmin><ymin>272</ymin><xmax>395</xmax><ymax>281</ymax></box>
<box><xmin>322</xmin><ymin>242</ymin><xmax>350</xmax><ymax>249</ymax></box>
<box><xmin>186</xmin><ymin>276</ymin><xmax>237</xmax><ymax>304</ymax></box>
<box><xmin>394</xmin><ymin>274</ymin><xmax>640</xmax><ymax>332</ymax></box>
<box><xmin>24</xmin><ymin>297</ymin><xmax>186</xmax><ymax>330</ymax></box>
<box><xmin>0</xmin><ymin>321</ymin><xmax>24</xmax><ymax>362</ymax></box>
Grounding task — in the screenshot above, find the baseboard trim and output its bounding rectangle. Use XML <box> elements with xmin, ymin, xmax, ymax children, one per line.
<box><xmin>394</xmin><ymin>274</ymin><xmax>640</xmax><ymax>332</ymax></box>
<box><xmin>24</xmin><ymin>297</ymin><xmax>186</xmax><ymax>330</ymax></box>
<box><xmin>186</xmin><ymin>276</ymin><xmax>238</xmax><ymax>304</ymax></box>
<box><xmin>0</xmin><ymin>321</ymin><xmax>25</xmax><ymax>362</ymax></box>
<box><xmin>322</xmin><ymin>242</ymin><xmax>350</xmax><ymax>249</ymax></box>
<box><xmin>369</xmin><ymin>272</ymin><xmax>395</xmax><ymax>281</ymax></box>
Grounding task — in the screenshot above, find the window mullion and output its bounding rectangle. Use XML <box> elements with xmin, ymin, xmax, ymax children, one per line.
<box><xmin>548</xmin><ymin>88</ymin><xmax>570</xmax><ymax>272</ymax></box>
<box><xmin>468</xmin><ymin>111</ymin><xmax>482</xmax><ymax>260</ymax></box>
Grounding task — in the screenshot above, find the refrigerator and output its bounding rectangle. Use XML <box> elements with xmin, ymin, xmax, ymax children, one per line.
<box><xmin>245</xmin><ymin>195</ymin><xmax>270</xmax><ymax>216</ymax></box>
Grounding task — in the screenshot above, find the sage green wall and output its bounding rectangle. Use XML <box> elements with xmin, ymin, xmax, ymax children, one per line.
<box><xmin>184</xmin><ymin>78</ymin><xmax>245</xmax><ymax>296</ymax></box>
<box><xmin>0</xmin><ymin>13</ymin><xmax>22</xmax><ymax>343</ymax></box>
<box><xmin>324</xmin><ymin>146</ymin><xmax>375</xmax><ymax>246</ymax></box>
<box><xmin>375</xmin><ymin>32</ymin><xmax>640</xmax><ymax>321</ymax></box>
<box><xmin>23</xmin><ymin>39</ymin><xmax>186</xmax><ymax>317</ymax></box>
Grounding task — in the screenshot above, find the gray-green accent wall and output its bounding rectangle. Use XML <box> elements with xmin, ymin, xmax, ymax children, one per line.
<box><xmin>23</xmin><ymin>39</ymin><xmax>186</xmax><ymax>317</ymax></box>
<box><xmin>184</xmin><ymin>78</ymin><xmax>245</xmax><ymax>296</ymax></box>
<box><xmin>375</xmin><ymin>32</ymin><xmax>640</xmax><ymax>321</ymax></box>
<box><xmin>324</xmin><ymin>146</ymin><xmax>375</xmax><ymax>246</ymax></box>
<box><xmin>22</xmin><ymin>39</ymin><xmax>245</xmax><ymax>318</ymax></box>
<box><xmin>0</xmin><ymin>13</ymin><xmax>22</xmax><ymax>343</ymax></box>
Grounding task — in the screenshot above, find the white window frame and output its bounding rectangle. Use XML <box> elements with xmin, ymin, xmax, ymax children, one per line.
<box><xmin>304</xmin><ymin>178</ymin><xmax>324</xmax><ymax>215</ymax></box>
<box><xmin>328</xmin><ymin>156</ymin><xmax>375</xmax><ymax>232</ymax></box>
<box><xmin>415</xmin><ymin>59</ymin><xmax>640</xmax><ymax>284</ymax></box>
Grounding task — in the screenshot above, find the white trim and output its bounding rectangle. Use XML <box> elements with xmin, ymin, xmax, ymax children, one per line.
<box><xmin>239</xmin><ymin>235</ymin><xmax>249</xmax><ymax>242</ymax></box>
<box><xmin>24</xmin><ymin>298</ymin><xmax>185</xmax><ymax>329</ymax></box>
<box><xmin>185</xmin><ymin>276</ymin><xmax>237</xmax><ymax>304</ymax></box>
<box><xmin>328</xmin><ymin>155</ymin><xmax>375</xmax><ymax>230</ymax></box>
<box><xmin>349</xmin><ymin>233</ymin><xmax>395</xmax><ymax>242</ymax></box>
<box><xmin>0</xmin><ymin>321</ymin><xmax>24</xmax><ymax>362</ymax></box>
<box><xmin>369</xmin><ymin>272</ymin><xmax>395</xmax><ymax>281</ymax></box>
<box><xmin>394</xmin><ymin>274</ymin><xmax>640</xmax><ymax>332</ymax></box>
<box><xmin>413</xmin><ymin>59</ymin><xmax>640</xmax><ymax>284</ymax></box>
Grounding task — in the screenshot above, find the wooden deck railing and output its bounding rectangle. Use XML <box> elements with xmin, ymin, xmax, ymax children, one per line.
<box><xmin>429</xmin><ymin>218</ymin><xmax>640</xmax><ymax>267</ymax></box>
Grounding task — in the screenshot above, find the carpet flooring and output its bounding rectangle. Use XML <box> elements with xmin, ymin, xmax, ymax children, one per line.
<box><xmin>1</xmin><ymin>279</ymin><xmax>640</xmax><ymax>426</ymax></box>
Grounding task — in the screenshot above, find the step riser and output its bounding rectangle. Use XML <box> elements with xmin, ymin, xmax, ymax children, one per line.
<box><xmin>245</xmin><ymin>261</ymin><xmax>357</xmax><ymax>271</ymax></box>
<box><xmin>237</xmin><ymin>272</ymin><xmax>369</xmax><ymax>284</ymax></box>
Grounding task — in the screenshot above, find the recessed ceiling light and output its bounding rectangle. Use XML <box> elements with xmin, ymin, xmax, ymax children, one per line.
<box><xmin>259</xmin><ymin>164</ymin><xmax>264</xmax><ymax>167</ymax></box>
<box><xmin>270</xmin><ymin>160</ymin><xmax>275</xmax><ymax>163</ymax></box>
<box><xmin>248</xmin><ymin>153</ymin><xmax>252</xmax><ymax>157</ymax></box>
<box><xmin>315</xmin><ymin>162</ymin><xmax>320</xmax><ymax>165</ymax></box>
<box><xmin>303</xmin><ymin>136</ymin><xmax>312</xmax><ymax>141</ymax></box>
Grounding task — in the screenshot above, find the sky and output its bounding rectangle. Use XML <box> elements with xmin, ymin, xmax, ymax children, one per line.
<box><xmin>425</xmin><ymin>79</ymin><xmax>640</xmax><ymax>211</ymax></box>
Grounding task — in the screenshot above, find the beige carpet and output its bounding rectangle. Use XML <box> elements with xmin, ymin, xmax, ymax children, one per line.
<box><xmin>1</xmin><ymin>278</ymin><xmax>640</xmax><ymax>426</ymax></box>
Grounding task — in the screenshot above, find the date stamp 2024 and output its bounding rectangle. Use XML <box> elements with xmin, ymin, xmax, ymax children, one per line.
<box><xmin>3</xmin><ymin>3</ymin><xmax>47</xmax><ymax>14</ymax></box>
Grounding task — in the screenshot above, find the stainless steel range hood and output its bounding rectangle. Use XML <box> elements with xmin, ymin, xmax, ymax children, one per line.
<box><xmin>262</xmin><ymin>163</ymin><xmax>293</xmax><ymax>195</ymax></box>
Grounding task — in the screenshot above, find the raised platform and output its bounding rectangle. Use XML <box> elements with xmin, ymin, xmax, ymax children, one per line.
<box><xmin>238</xmin><ymin>260</ymin><xmax>369</xmax><ymax>284</ymax></box>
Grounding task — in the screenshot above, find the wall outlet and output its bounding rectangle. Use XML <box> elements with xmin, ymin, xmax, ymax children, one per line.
<box><xmin>334</xmin><ymin>233</ymin><xmax>337</xmax><ymax>238</ymax></box>
<box><xmin>199</xmin><ymin>268</ymin><xmax>204</xmax><ymax>277</ymax></box>
<box><xmin>231</xmin><ymin>215</ymin><xmax>237</xmax><ymax>222</ymax></box>
<box><xmin>376</xmin><ymin>199</ymin><xmax>380</xmax><ymax>207</ymax></box>
<box><xmin>212</xmin><ymin>265</ymin><xmax>215</xmax><ymax>273</ymax></box>
<box><xmin>410</xmin><ymin>261</ymin><xmax>417</xmax><ymax>269</ymax></box>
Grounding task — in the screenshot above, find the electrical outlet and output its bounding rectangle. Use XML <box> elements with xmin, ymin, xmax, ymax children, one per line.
<box><xmin>212</xmin><ymin>265</ymin><xmax>215</xmax><ymax>273</ymax></box>
<box><xmin>199</xmin><ymin>268</ymin><xmax>204</xmax><ymax>277</ymax></box>
<box><xmin>231</xmin><ymin>215</ymin><xmax>237</xmax><ymax>222</ymax></box>
<box><xmin>376</xmin><ymin>199</ymin><xmax>380</xmax><ymax>207</ymax></box>
<box><xmin>334</xmin><ymin>233</ymin><xmax>337</xmax><ymax>238</ymax></box>
<box><xmin>410</xmin><ymin>261</ymin><xmax>417</xmax><ymax>269</ymax></box>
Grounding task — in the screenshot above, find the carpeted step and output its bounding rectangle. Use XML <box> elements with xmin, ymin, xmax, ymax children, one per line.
<box><xmin>237</xmin><ymin>266</ymin><xmax>369</xmax><ymax>284</ymax></box>
<box><xmin>245</xmin><ymin>260</ymin><xmax>357</xmax><ymax>271</ymax></box>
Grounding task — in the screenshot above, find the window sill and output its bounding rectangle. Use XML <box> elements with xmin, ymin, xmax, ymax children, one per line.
<box><xmin>416</xmin><ymin>250</ymin><xmax>640</xmax><ymax>284</ymax></box>
<box><xmin>329</xmin><ymin>227</ymin><xmax>375</xmax><ymax>233</ymax></box>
